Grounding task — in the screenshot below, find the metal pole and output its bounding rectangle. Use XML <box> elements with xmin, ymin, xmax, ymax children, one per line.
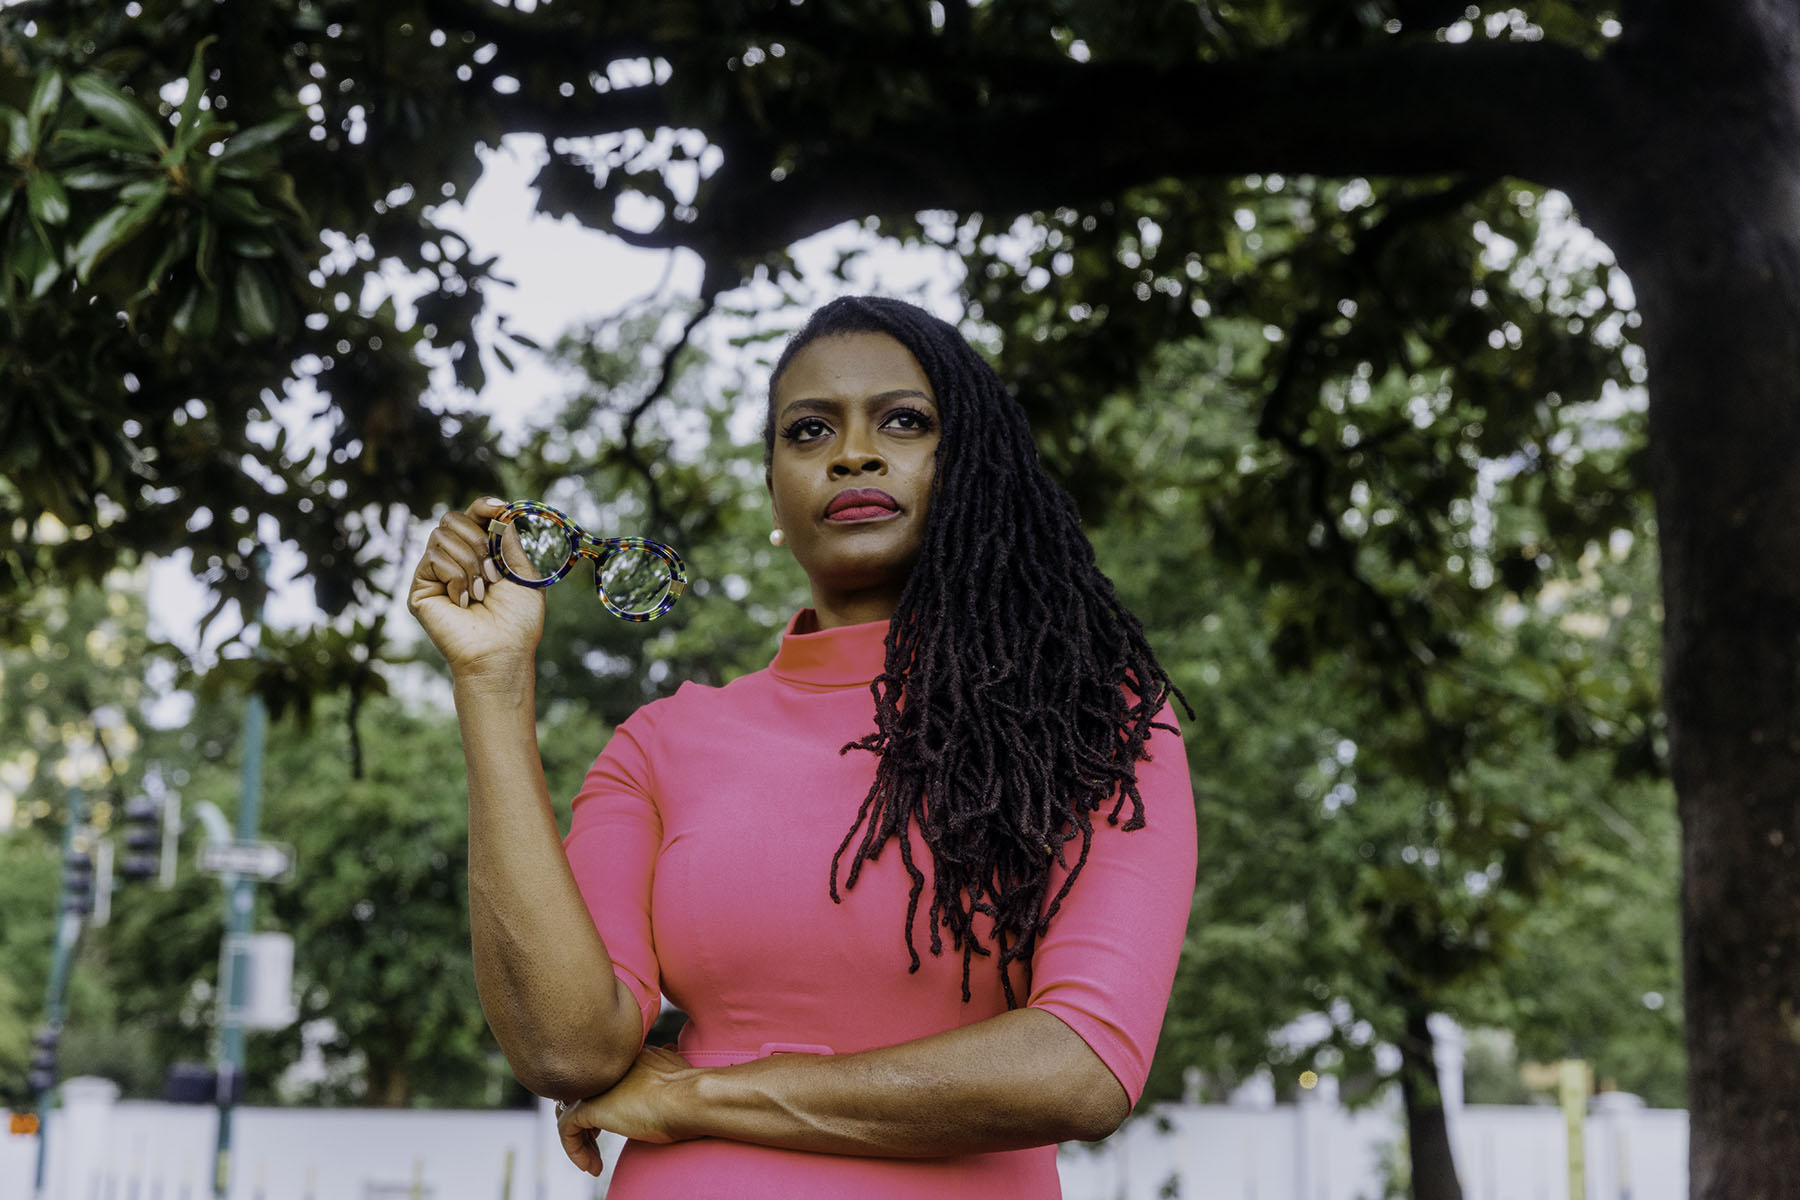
<box><xmin>1560</xmin><ymin>1059</ymin><xmax>1591</xmax><ymax>1200</ymax></box>
<box><xmin>33</xmin><ymin>787</ymin><xmax>89</xmax><ymax>1200</ymax></box>
<box><xmin>214</xmin><ymin>547</ymin><xmax>271</xmax><ymax>1200</ymax></box>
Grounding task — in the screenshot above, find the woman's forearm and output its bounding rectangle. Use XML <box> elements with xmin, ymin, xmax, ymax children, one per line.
<box><xmin>457</xmin><ymin>671</ymin><xmax>642</xmax><ymax>1099</ymax></box>
<box><xmin>666</xmin><ymin>1007</ymin><xmax>1129</xmax><ymax>1156</ymax></box>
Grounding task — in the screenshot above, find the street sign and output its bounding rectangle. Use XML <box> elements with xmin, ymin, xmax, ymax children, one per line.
<box><xmin>198</xmin><ymin>841</ymin><xmax>294</xmax><ymax>882</ymax></box>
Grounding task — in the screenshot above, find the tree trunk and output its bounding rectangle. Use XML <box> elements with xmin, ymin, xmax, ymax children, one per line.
<box><xmin>1396</xmin><ymin>1008</ymin><xmax>1464</xmax><ymax>1200</ymax></box>
<box><xmin>1577</xmin><ymin>8</ymin><xmax>1800</xmax><ymax>1195</ymax></box>
<box><xmin>367</xmin><ymin>1056</ymin><xmax>411</xmax><ymax>1108</ymax></box>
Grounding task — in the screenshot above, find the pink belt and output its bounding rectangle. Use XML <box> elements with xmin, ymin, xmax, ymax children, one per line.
<box><xmin>677</xmin><ymin>1042</ymin><xmax>835</xmax><ymax>1067</ymax></box>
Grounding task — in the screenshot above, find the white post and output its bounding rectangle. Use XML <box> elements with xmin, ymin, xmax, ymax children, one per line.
<box><xmin>1590</xmin><ymin>1091</ymin><xmax>1645</xmax><ymax>1200</ymax></box>
<box><xmin>535</xmin><ymin>1094</ymin><xmax>556</xmax><ymax>1200</ymax></box>
<box><xmin>1294</xmin><ymin>1068</ymin><xmax>1339</xmax><ymax>1200</ymax></box>
<box><xmin>55</xmin><ymin>1076</ymin><xmax>120</xmax><ymax>1200</ymax></box>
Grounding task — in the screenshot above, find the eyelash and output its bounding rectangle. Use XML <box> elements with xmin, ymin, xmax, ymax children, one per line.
<box><xmin>779</xmin><ymin>408</ymin><xmax>935</xmax><ymax>443</ymax></box>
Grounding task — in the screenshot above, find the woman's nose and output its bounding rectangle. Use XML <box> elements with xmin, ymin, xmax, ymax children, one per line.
<box><xmin>829</xmin><ymin>428</ymin><xmax>885</xmax><ymax>476</ymax></box>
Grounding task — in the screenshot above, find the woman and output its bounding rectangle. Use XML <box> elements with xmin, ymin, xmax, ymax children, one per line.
<box><xmin>408</xmin><ymin>296</ymin><xmax>1196</xmax><ymax>1198</ymax></box>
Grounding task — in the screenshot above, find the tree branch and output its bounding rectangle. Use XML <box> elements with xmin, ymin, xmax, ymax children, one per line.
<box><xmin>614</xmin><ymin>293</ymin><xmax>720</xmax><ymax>527</ymax></box>
<box><xmin>575</xmin><ymin>39</ymin><xmax>1621</xmax><ymax>273</ymax></box>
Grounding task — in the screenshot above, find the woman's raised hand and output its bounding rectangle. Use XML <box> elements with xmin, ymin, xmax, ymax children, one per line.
<box><xmin>408</xmin><ymin>497</ymin><xmax>546</xmax><ymax>680</ymax></box>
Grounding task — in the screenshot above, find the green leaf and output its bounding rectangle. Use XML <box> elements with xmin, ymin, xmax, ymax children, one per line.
<box><xmin>216</xmin><ymin>113</ymin><xmax>298</xmax><ymax>163</ymax></box>
<box><xmin>131</xmin><ymin>223</ymin><xmax>194</xmax><ymax>304</ymax></box>
<box><xmin>1</xmin><ymin>106</ymin><xmax>27</xmax><ymax>161</ymax></box>
<box><xmin>213</xmin><ymin>185</ymin><xmax>275</xmax><ymax>227</ymax></box>
<box><xmin>173</xmin><ymin>37</ymin><xmax>217</xmax><ymax>143</ymax></box>
<box><xmin>170</xmin><ymin>282</ymin><xmax>218</xmax><ymax>339</ymax></box>
<box><xmin>233</xmin><ymin>262</ymin><xmax>281</xmax><ymax>338</ymax></box>
<box><xmin>14</xmin><ymin>228</ymin><xmax>59</xmax><ymax>299</ymax></box>
<box><xmin>60</xmin><ymin>166</ymin><xmax>138</xmax><ymax>191</ymax></box>
<box><xmin>226</xmin><ymin>234</ymin><xmax>275</xmax><ymax>259</ymax></box>
<box><xmin>67</xmin><ymin>74</ymin><xmax>167</xmax><ymax>153</ymax></box>
<box><xmin>25</xmin><ymin>172</ymin><xmax>68</xmax><ymax>226</ymax></box>
<box><xmin>197</xmin><ymin>216</ymin><xmax>216</xmax><ymax>285</ymax></box>
<box><xmin>26</xmin><ymin>73</ymin><xmax>63</xmax><ymax>142</ymax></box>
<box><xmin>263</xmin><ymin>171</ymin><xmax>309</xmax><ymax>224</ymax></box>
<box><xmin>70</xmin><ymin>182</ymin><xmax>167</xmax><ymax>283</ymax></box>
<box><xmin>50</xmin><ymin>127</ymin><xmax>158</xmax><ymax>159</ymax></box>
<box><xmin>148</xmin><ymin>222</ymin><xmax>196</xmax><ymax>286</ymax></box>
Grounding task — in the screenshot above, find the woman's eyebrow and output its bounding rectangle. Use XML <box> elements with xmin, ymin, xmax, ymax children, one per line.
<box><xmin>776</xmin><ymin>388</ymin><xmax>935</xmax><ymax>422</ymax></box>
<box><xmin>867</xmin><ymin>388</ymin><xmax>934</xmax><ymax>406</ymax></box>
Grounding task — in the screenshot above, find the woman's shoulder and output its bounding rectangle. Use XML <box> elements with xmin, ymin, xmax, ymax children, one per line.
<box><xmin>617</xmin><ymin>663</ymin><xmax>782</xmax><ymax>731</ymax></box>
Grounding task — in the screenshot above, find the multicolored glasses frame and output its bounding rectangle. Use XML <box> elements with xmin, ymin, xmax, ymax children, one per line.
<box><xmin>486</xmin><ymin>500</ymin><xmax>688</xmax><ymax>622</ymax></box>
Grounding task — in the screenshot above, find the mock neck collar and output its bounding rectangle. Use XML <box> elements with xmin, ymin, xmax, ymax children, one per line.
<box><xmin>769</xmin><ymin>610</ymin><xmax>889</xmax><ymax>690</ymax></box>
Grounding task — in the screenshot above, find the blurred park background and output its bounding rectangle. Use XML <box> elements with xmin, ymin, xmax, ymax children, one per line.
<box><xmin>6</xmin><ymin>1</ymin><xmax>1799</xmax><ymax>1197</ymax></box>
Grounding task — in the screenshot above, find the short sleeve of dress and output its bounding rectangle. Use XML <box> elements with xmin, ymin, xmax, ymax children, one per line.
<box><xmin>1026</xmin><ymin>705</ymin><xmax>1197</xmax><ymax>1107</ymax></box>
<box><xmin>564</xmin><ymin>708</ymin><xmax>665</xmax><ymax>1040</ymax></box>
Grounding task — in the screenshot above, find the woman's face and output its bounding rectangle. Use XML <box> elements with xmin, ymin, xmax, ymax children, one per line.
<box><xmin>767</xmin><ymin>331</ymin><xmax>941</xmax><ymax>629</ymax></box>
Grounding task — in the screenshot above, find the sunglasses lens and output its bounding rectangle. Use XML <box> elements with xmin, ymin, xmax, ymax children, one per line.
<box><xmin>601</xmin><ymin>547</ymin><xmax>675</xmax><ymax>616</ymax></box>
<box><xmin>508</xmin><ymin>510</ymin><xmax>572</xmax><ymax>582</ymax></box>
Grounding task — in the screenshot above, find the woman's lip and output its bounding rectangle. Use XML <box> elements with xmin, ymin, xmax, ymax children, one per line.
<box><xmin>825</xmin><ymin>488</ymin><xmax>898</xmax><ymax>517</ymax></box>
<box><xmin>826</xmin><ymin>505</ymin><xmax>902</xmax><ymax>523</ymax></box>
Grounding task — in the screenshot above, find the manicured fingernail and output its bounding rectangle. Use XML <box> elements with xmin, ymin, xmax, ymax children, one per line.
<box><xmin>484</xmin><ymin>559</ymin><xmax>500</xmax><ymax>584</ymax></box>
<box><xmin>472</xmin><ymin>577</ymin><xmax>485</xmax><ymax>603</ymax></box>
<box><xmin>481</xmin><ymin>496</ymin><xmax>505</xmax><ymax>508</ymax></box>
<box><xmin>459</xmin><ymin>591</ymin><xmax>471</xmax><ymax>609</ymax></box>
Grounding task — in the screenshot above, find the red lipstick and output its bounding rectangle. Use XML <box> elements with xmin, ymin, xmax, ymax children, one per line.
<box><xmin>825</xmin><ymin>488</ymin><xmax>899</xmax><ymax>522</ymax></box>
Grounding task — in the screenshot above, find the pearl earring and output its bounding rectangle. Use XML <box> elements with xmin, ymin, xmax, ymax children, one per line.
<box><xmin>769</xmin><ymin>529</ymin><xmax>786</xmax><ymax>547</ymax></box>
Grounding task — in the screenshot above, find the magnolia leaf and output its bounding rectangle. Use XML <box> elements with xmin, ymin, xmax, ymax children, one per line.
<box><xmin>190</xmin><ymin>155</ymin><xmax>218</xmax><ymax>199</ymax></box>
<box><xmin>213</xmin><ymin>185</ymin><xmax>275</xmax><ymax>227</ymax></box>
<box><xmin>9</xmin><ymin>225</ymin><xmax>46</xmax><ymax>288</ymax></box>
<box><xmin>233</xmin><ymin>262</ymin><xmax>281</xmax><ymax>338</ymax></box>
<box><xmin>226</xmin><ymin>233</ymin><xmax>275</xmax><ymax>259</ymax></box>
<box><xmin>67</xmin><ymin>74</ymin><xmax>167</xmax><ymax>153</ymax></box>
<box><xmin>26</xmin><ymin>72</ymin><xmax>63</xmax><ymax>141</ymax></box>
<box><xmin>50</xmin><ymin>127</ymin><xmax>158</xmax><ymax>160</ymax></box>
<box><xmin>173</xmin><ymin>36</ymin><xmax>217</xmax><ymax>142</ymax></box>
<box><xmin>170</xmin><ymin>282</ymin><xmax>218</xmax><ymax>339</ymax></box>
<box><xmin>25</xmin><ymin>235</ymin><xmax>59</xmax><ymax>299</ymax></box>
<box><xmin>132</xmin><ymin>223</ymin><xmax>194</xmax><ymax>300</ymax></box>
<box><xmin>216</xmin><ymin>113</ymin><xmax>300</xmax><ymax>163</ymax></box>
<box><xmin>25</xmin><ymin>171</ymin><xmax>69</xmax><ymax>226</ymax></box>
<box><xmin>1</xmin><ymin>106</ymin><xmax>27</xmax><ymax>161</ymax></box>
<box><xmin>70</xmin><ymin>182</ymin><xmax>167</xmax><ymax>283</ymax></box>
<box><xmin>197</xmin><ymin>216</ymin><xmax>216</xmax><ymax>285</ymax></box>
<box><xmin>263</xmin><ymin>171</ymin><xmax>309</xmax><ymax>224</ymax></box>
<box><xmin>60</xmin><ymin>166</ymin><xmax>138</xmax><ymax>191</ymax></box>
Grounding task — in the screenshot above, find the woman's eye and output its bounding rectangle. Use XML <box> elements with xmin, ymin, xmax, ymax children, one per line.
<box><xmin>782</xmin><ymin>417</ymin><xmax>831</xmax><ymax>442</ymax></box>
<box><xmin>884</xmin><ymin>408</ymin><xmax>934</xmax><ymax>431</ymax></box>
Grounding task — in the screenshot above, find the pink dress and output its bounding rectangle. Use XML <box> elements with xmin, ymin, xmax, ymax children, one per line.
<box><xmin>564</xmin><ymin>614</ymin><xmax>1197</xmax><ymax>1198</ymax></box>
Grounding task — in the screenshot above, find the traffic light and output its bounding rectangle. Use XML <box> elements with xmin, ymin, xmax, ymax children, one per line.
<box><xmin>26</xmin><ymin>1028</ymin><xmax>58</xmax><ymax>1095</ymax></box>
<box><xmin>119</xmin><ymin>795</ymin><xmax>162</xmax><ymax>882</ymax></box>
<box><xmin>62</xmin><ymin>849</ymin><xmax>93</xmax><ymax>917</ymax></box>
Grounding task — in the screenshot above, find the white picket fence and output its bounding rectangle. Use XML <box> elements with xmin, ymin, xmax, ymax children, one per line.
<box><xmin>0</xmin><ymin>1077</ymin><xmax>1684</xmax><ymax>1200</ymax></box>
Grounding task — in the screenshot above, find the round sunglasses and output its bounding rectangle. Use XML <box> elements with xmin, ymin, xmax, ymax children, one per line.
<box><xmin>486</xmin><ymin>500</ymin><xmax>688</xmax><ymax>622</ymax></box>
